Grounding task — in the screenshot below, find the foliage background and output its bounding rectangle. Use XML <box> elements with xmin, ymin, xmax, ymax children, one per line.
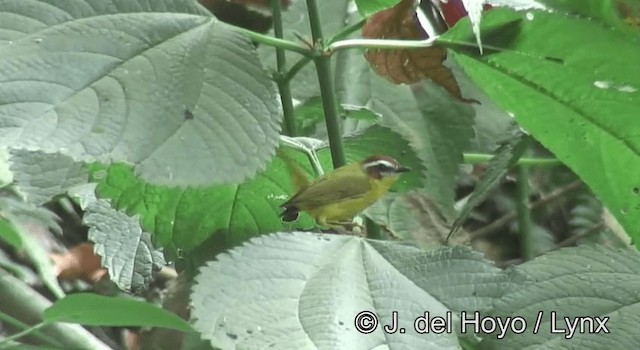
<box><xmin>0</xmin><ymin>0</ymin><xmax>638</xmax><ymax>349</ymax></box>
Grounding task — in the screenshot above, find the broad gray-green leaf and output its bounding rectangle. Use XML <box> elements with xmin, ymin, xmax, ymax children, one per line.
<box><xmin>84</xmin><ymin>199</ymin><xmax>165</xmax><ymax>292</ymax></box>
<box><xmin>191</xmin><ymin>232</ymin><xmax>518</xmax><ymax>350</ymax></box>
<box><xmin>0</xmin><ymin>0</ymin><xmax>281</xmax><ymax>186</ymax></box>
<box><xmin>9</xmin><ymin>149</ymin><xmax>88</xmax><ymax>205</ymax></box>
<box><xmin>482</xmin><ymin>245</ymin><xmax>640</xmax><ymax>349</ymax></box>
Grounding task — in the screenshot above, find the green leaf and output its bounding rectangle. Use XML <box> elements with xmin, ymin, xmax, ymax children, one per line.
<box><xmin>89</xmin><ymin>124</ymin><xmax>423</xmax><ymax>257</ymax></box>
<box><xmin>191</xmin><ymin>232</ymin><xmax>517</xmax><ymax>350</ymax></box>
<box><xmin>84</xmin><ymin>198</ymin><xmax>165</xmax><ymax>292</ymax></box>
<box><xmin>0</xmin><ymin>0</ymin><xmax>281</xmax><ymax>186</ymax></box>
<box><xmin>89</xmin><ymin>157</ymin><xmax>315</xmax><ymax>257</ymax></box>
<box><xmin>44</xmin><ymin>293</ymin><xmax>193</xmax><ymax>332</ymax></box>
<box><xmin>449</xmin><ymin>129</ymin><xmax>530</xmax><ymax>238</ymax></box>
<box><xmin>355</xmin><ymin>0</ymin><xmax>401</xmax><ymax>17</ymax></box>
<box><xmin>482</xmin><ymin>245</ymin><xmax>640</xmax><ymax>349</ymax></box>
<box><xmin>443</xmin><ymin>8</ymin><xmax>640</xmax><ymax>248</ymax></box>
<box><xmin>0</xmin><ymin>217</ymin><xmax>22</xmax><ymax>249</ymax></box>
<box><xmin>537</xmin><ymin>0</ymin><xmax>640</xmax><ymax>33</ymax></box>
<box><xmin>9</xmin><ymin>149</ymin><xmax>88</xmax><ymax>206</ymax></box>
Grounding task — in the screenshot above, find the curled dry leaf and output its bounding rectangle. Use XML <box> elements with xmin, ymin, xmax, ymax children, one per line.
<box><xmin>51</xmin><ymin>243</ymin><xmax>107</xmax><ymax>284</ymax></box>
<box><xmin>362</xmin><ymin>0</ymin><xmax>477</xmax><ymax>103</ymax></box>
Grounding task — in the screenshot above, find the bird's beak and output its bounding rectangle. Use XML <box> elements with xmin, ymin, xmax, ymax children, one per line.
<box><xmin>396</xmin><ymin>166</ymin><xmax>411</xmax><ymax>173</ymax></box>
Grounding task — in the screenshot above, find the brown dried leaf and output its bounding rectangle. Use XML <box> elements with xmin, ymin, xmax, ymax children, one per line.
<box><xmin>51</xmin><ymin>243</ymin><xmax>107</xmax><ymax>284</ymax></box>
<box><xmin>362</xmin><ymin>0</ymin><xmax>477</xmax><ymax>103</ymax></box>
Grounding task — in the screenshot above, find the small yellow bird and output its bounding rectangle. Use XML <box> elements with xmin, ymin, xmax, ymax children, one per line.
<box><xmin>280</xmin><ymin>155</ymin><xmax>410</xmax><ymax>229</ymax></box>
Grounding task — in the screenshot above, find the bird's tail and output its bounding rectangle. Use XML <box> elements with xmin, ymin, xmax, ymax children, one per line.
<box><xmin>280</xmin><ymin>205</ymin><xmax>299</xmax><ymax>222</ymax></box>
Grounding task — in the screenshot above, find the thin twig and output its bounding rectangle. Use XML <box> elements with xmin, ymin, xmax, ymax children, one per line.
<box><xmin>468</xmin><ymin>180</ymin><xmax>584</xmax><ymax>241</ymax></box>
<box><xmin>552</xmin><ymin>222</ymin><xmax>606</xmax><ymax>250</ymax></box>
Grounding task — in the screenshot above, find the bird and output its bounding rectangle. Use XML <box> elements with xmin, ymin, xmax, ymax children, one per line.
<box><xmin>279</xmin><ymin>155</ymin><xmax>410</xmax><ymax>230</ymax></box>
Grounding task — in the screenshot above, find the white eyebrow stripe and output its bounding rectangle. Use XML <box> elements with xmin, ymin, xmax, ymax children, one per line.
<box><xmin>364</xmin><ymin>160</ymin><xmax>396</xmax><ymax>169</ymax></box>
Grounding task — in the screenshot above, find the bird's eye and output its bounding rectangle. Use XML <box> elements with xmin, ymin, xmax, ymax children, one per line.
<box><xmin>376</xmin><ymin>164</ymin><xmax>394</xmax><ymax>172</ymax></box>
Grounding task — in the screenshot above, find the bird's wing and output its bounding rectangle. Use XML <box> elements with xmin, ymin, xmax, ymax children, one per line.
<box><xmin>282</xmin><ymin>174</ymin><xmax>371</xmax><ymax>209</ymax></box>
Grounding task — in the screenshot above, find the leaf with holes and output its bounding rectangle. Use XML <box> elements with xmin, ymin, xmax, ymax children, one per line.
<box><xmin>191</xmin><ymin>232</ymin><xmax>519</xmax><ymax>350</ymax></box>
<box><xmin>442</xmin><ymin>8</ymin><xmax>640</xmax><ymax>248</ymax></box>
<box><xmin>0</xmin><ymin>0</ymin><xmax>281</xmax><ymax>186</ymax></box>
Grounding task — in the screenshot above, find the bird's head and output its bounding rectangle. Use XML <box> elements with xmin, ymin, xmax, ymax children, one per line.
<box><xmin>361</xmin><ymin>155</ymin><xmax>411</xmax><ymax>180</ymax></box>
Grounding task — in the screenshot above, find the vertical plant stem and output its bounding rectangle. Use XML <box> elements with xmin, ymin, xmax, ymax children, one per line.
<box><xmin>306</xmin><ymin>0</ymin><xmax>346</xmax><ymax>168</ymax></box>
<box><xmin>516</xmin><ymin>164</ymin><xmax>534</xmax><ymax>260</ymax></box>
<box><xmin>270</xmin><ymin>0</ymin><xmax>297</xmax><ymax>136</ymax></box>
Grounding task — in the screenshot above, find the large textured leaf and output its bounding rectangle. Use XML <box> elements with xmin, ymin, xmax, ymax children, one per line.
<box><xmin>90</xmin><ymin>125</ymin><xmax>423</xmax><ymax>258</ymax></box>
<box><xmin>83</xmin><ymin>198</ymin><xmax>165</xmax><ymax>293</ymax></box>
<box><xmin>0</xmin><ymin>0</ymin><xmax>281</xmax><ymax>186</ymax></box>
<box><xmin>9</xmin><ymin>149</ymin><xmax>88</xmax><ymax>205</ymax></box>
<box><xmin>442</xmin><ymin>9</ymin><xmax>640</xmax><ymax>247</ymax></box>
<box><xmin>191</xmin><ymin>232</ymin><xmax>517</xmax><ymax>350</ymax></box>
<box><xmin>482</xmin><ymin>245</ymin><xmax>640</xmax><ymax>349</ymax></box>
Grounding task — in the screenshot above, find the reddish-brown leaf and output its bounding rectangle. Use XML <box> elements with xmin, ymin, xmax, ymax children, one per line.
<box><xmin>362</xmin><ymin>0</ymin><xmax>477</xmax><ymax>103</ymax></box>
<box><xmin>51</xmin><ymin>243</ymin><xmax>107</xmax><ymax>284</ymax></box>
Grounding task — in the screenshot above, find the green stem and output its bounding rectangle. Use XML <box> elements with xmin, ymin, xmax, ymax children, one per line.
<box><xmin>463</xmin><ymin>153</ymin><xmax>562</xmax><ymax>167</ymax></box>
<box><xmin>270</xmin><ymin>0</ymin><xmax>297</xmax><ymax>136</ymax></box>
<box><xmin>328</xmin><ymin>18</ymin><xmax>366</xmax><ymax>44</ymax></box>
<box><xmin>0</xmin><ymin>323</ymin><xmax>46</xmax><ymax>347</ymax></box>
<box><xmin>0</xmin><ymin>312</ymin><xmax>61</xmax><ymax>347</ymax></box>
<box><xmin>0</xmin><ymin>270</ymin><xmax>112</xmax><ymax>350</ymax></box>
<box><xmin>231</xmin><ymin>26</ymin><xmax>312</xmax><ymax>57</ymax></box>
<box><xmin>516</xmin><ymin>165</ymin><xmax>534</xmax><ymax>261</ymax></box>
<box><xmin>283</xmin><ymin>56</ymin><xmax>312</xmax><ymax>83</ymax></box>
<box><xmin>306</xmin><ymin>0</ymin><xmax>346</xmax><ymax>168</ymax></box>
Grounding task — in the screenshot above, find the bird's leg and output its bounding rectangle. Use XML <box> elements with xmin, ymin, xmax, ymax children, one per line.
<box><xmin>318</xmin><ymin>217</ymin><xmax>366</xmax><ymax>236</ymax></box>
